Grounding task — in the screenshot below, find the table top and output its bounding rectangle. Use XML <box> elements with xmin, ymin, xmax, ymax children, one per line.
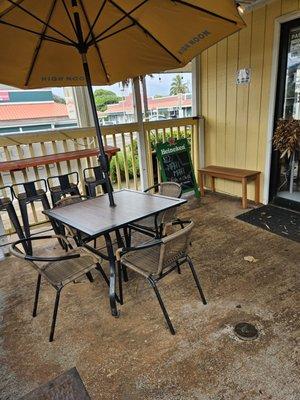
<box><xmin>43</xmin><ymin>189</ymin><xmax>186</xmax><ymax>237</ymax></box>
<box><xmin>199</xmin><ymin>165</ymin><xmax>260</xmax><ymax>178</ymax></box>
<box><xmin>0</xmin><ymin>146</ymin><xmax>120</xmax><ymax>172</ymax></box>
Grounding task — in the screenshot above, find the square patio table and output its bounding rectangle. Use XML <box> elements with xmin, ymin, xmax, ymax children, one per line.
<box><xmin>43</xmin><ymin>189</ymin><xmax>186</xmax><ymax>316</ymax></box>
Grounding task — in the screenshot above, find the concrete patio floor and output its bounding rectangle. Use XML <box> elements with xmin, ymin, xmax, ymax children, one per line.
<box><xmin>0</xmin><ymin>193</ymin><xmax>299</xmax><ymax>400</ymax></box>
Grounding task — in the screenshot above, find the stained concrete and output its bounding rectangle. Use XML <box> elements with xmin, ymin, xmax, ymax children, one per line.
<box><xmin>0</xmin><ymin>193</ymin><xmax>299</xmax><ymax>400</ymax></box>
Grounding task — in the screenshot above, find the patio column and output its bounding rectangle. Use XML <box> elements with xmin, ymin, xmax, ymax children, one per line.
<box><xmin>133</xmin><ymin>77</ymin><xmax>149</xmax><ymax>190</ymax></box>
<box><xmin>64</xmin><ymin>87</ymin><xmax>94</xmax><ymax>128</ymax></box>
<box><xmin>192</xmin><ymin>56</ymin><xmax>205</xmax><ymax>169</ymax></box>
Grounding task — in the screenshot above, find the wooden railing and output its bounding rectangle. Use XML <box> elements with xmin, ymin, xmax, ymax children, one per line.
<box><xmin>0</xmin><ymin>117</ymin><xmax>201</xmax><ymax>235</ymax></box>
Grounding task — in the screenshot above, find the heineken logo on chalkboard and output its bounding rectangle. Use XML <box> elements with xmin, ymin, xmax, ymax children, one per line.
<box><xmin>156</xmin><ymin>138</ymin><xmax>200</xmax><ymax>198</ymax></box>
<box><xmin>161</xmin><ymin>144</ymin><xmax>186</xmax><ymax>155</ymax></box>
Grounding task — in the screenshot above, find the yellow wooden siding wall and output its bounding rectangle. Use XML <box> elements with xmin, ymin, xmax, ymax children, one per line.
<box><xmin>200</xmin><ymin>0</ymin><xmax>300</xmax><ymax>201</ymax></box>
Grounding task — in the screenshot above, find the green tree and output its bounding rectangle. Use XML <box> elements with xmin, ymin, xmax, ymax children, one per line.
<box><xmin>169</xmin><ymin>74</ymin><xmax>188</xmax><ymax>95</ymax></box>
<box><xmin>53</xmin><ymin>94</ymin><xmax>66</xmax><ymax>104</ymax></box>
<box><xmin>94</xmin><ymin>89</ymin><xmax>120</xmax><ymax>111</ymax></box>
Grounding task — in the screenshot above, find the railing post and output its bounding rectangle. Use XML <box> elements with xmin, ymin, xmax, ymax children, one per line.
<box><xmin>133</xmin><ymin>77</ymin><xmax>149</xmax><ymax>190</ymax></box>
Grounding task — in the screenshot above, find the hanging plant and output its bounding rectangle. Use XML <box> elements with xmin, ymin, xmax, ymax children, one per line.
<box><xmin>273</xmin><ymin>118</ymin><xmax>300</xmax><ymax>158</ymax></box>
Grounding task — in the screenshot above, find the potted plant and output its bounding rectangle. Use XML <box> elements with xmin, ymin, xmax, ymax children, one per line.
<box><xmin>273</xmin><ymin>118</ymin><xmax>300</xmax><ymax>158</ymax></box>
<box><xmin>273</xmin><ymin>118</ymin><xmax>300</xmax><ymax>193</ymax></box>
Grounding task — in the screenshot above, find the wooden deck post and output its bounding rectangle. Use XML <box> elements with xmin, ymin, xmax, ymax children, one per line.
<box><xmin>133</xmin><ymin>77</ymin><xmax>149</xmax><ymax>191</ymax></box>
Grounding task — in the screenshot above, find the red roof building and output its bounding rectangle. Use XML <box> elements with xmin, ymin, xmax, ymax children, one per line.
<box><xmin>0</xmin><ymin>88</ymin><xmax>76</xmax><ymax>133</ymax></box>
<box><xmin>104</xmin><ymin>94</ymin><xmax>192</xmax><ymax>114</ymax></box>
<box><xmin>100</xmin><ymin>94</ymin><xmax>192</xmax><ymax>124</ymax></box>
<box><xmin>0</xmin><ymin>102</ymin><xmax>68</xmax><ymax>123</ymax></box>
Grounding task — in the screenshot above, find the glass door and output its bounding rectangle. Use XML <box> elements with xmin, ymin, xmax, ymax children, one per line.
<box><xmin>270</xmin><ymin>19</ymin><xmax>300</xmax><ymax>210</ymax></box>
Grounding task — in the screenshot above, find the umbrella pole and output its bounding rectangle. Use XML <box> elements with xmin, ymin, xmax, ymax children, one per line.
<box><xmin>81</xmin><ymin>56</ymin><xmax>115</xmax><ymax>207</ymax></box>
<box><xmin>71</xmin><ymin>1</ymin><xmax>114</xmax><ymax>206</ymax></box>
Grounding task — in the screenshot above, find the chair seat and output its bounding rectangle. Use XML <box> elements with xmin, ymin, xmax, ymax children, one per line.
<box><xmin>17</xmin><ymin>189</ymin><xmax>46</xmax><ymax>200</ymax></box>
<box><xmin>0</xmin><ymin>197</ymin><xmax>11</xmax><ymax>207</ymax></box>
<box><xmin>85</xmin><ymin>177</ymin><xmax>105</xmax><ymax>184</ymax></box>
<box><xmin>42</xmin><ymin>253</ymin><xmax>96</xmax><ymax>287</ymax></box>
<box><xmin>50</xmin><ymin>183</ymin><xmax>78</xmax><ymax>193</ymax></box>
<box><xmin>122</xmin><ymin>245</ymin><xmax>161</xmax><ymax>278</ymax></box>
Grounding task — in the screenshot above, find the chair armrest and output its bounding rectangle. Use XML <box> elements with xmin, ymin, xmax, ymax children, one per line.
<box><xmin>9</xmin><ymin>235</ymin><xmax>77</xmax><ymax>262</ymax></box>
<box><xmin>25</xmin><ymin>253</ymin><xmax>80</xmax><ymax>263</ymax></box>
<box><xmin>172</xmin><ymin>219</ymin><xmax>192</xmax><ymax>226</ymax></box>
<box><xmin>115</xmin><ymin>239</ymin><xmax>162</xmax><ymax>261</ymax></box>
<box><xmin>144</xmin><ymin>183</ymin><xmax>160</xmax><ymax>193</ymax></box>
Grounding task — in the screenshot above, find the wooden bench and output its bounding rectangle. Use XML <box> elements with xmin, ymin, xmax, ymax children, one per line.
<box><xmin>198</xmin><ymin>165</ymin><xmax>261</xmax><ymax>209</ymax></box>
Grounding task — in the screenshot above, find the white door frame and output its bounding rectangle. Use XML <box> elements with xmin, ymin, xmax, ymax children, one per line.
<box><xmin>264</xmin><ymin>10</ymin><xmax>300</xmax><ymax>204</ymax></box>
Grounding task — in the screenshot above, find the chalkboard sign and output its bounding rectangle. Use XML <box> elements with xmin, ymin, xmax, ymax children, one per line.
<box><xmin>156</xmin><ymin>138</ymin><xmax>200</xmax><ymax>197</ymax></box>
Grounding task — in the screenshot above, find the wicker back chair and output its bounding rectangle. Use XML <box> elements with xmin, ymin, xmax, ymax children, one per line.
<box><xmin>54</xmin><ymin>195</ymin><xmax>86</xmax><ymax>241</ymax></box>
<box><xmin>155</xmin><ymin>182</ymin><xmax>182</xmax><ymax>198</ymax></box>
<box><xmin>116</xmin><ymin>221</ymin><xmax>206</xmax><ymax>335</ymax></box>
<box><xmin>54</xmin><ymin>195</ymin><xmax>110</xmax><ymax>285</ymax></box>
<box><xmin>10</xmin><ymin>234</ymin><xmax>107</xmax><ymax>342</ymax></box>
<box><xmin>129</xmin><ymin>182</ymin><xmax>182</xmax><ymax>239</ymax></box>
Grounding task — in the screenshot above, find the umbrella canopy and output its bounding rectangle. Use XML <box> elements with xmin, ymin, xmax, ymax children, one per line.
<box><xmin>0</xmin><ymin>1</ymin><xmax>245</xmax><ymax>206</ymax></box>
<box><xmin>0</xmin><ymin>1</ymin><xmax>245</xmax><ymax>88</ymax></box>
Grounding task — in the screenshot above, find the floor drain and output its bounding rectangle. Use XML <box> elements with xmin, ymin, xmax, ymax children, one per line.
<box><xmin>234</xmin><ymin>322</ymin><xmax>259</xmax><ymax>340</ymax></box>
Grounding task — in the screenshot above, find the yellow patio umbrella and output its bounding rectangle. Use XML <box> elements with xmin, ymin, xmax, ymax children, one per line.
<box><xmin>0</xmin><ymin>0</ymin><xmax>245</xmax><ymax>206</ymax></box>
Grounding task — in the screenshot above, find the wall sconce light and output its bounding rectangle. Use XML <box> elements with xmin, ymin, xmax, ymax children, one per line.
<box><xmin>237</xmin><ymin>3</ymin><xmax>245</xmax><ymax>15</ymax></box>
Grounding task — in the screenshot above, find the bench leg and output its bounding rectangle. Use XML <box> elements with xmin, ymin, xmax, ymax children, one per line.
<box><xmin>211</xmin><ymin>176</ymin><xmax>215</xmax><ymax>192</ymax></box>
<box><xmin>242</xmin><ymin>178</ymin><xmax>248</xmax><ymax>209</ymax></box>
<box><xmin>255</xmin><ymin>174</ymin><xmax>260</xmax><ymax>204</ymax></box>
<box><xmin>198</xmin><ymin>172</ymin><xmax>205</xmax><ymax>197</ymax></box>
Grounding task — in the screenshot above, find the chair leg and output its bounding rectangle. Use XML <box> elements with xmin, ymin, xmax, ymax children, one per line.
<box><xmin>73</xmin><ymin>187</ymin><xmax>80</xmax><ymax>196</ymax></box>
<box><xmin>50</xmin><ymin>192</ymin><xmax>56</xmax><ymax>207</ymax></box>
<box><xmin>19</xmin><ymin>200</ymin><xmax>32</xmax><ymax>254</ymax></box>
<box><xmin>41</xmin><ymin>195</ymin><xmax>66</xmax><ymax>250</ymax></box>
<box><xmin>115</xmin><ymin>229</ymin><xmax>128</xmax><ymax>282</ymax></box>
<box><xmin>95</xmin><ymin>262</ymin><xmax>109</xmax><ymax>286</ymax></box>
<box><xmin>49</xmin><ymin>289</ymin><xmax>61</xmax><ymax>342</ymax></box>
<box><xmin>176</xmin><ymin>261</ymin><xmax>181</xmax><ymax>274</ymax></box>
<box><xmin>187</xmin><ymin>257</ymin><xmax>207</xmax><ymax>305</ymax></box>
<box><xmin>86</xmin><ymin>271</ymin><xmax>94</xmax><ymax>282</ymax></box>
<box><xmin>122</xmin><ymin>266</ymin><xmax>129</xmax><ymax>282</ymax></box>
<box><xmin>148</xmin><ymin>277</ymin><xmax>175</xmax><ymax>335</ymax></box>
<box><xmin>117</xmin><ymin>261</ymin><xmax>123</xmax><ymax>305</ymax></box>
<box><xmin>89</xmin><ymin>184</ymin><xmax>97</xmax><ymax>198</ymax></box>
<box><xmin>124</xmin><ymin>226</ymin><xmax>132</xmax><ymax>247</ymax></box>
<box><xmin>6</xmin><ymin>203</ymin><xmax>28</xmax><ymax>252</ymax></box>
<box><xmin>32</xmin><ymin>274</ymin><xmax>41</xmax><ymax>317</ymax></box>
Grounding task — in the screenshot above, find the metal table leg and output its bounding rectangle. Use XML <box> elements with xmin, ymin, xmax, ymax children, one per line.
<box><xmin>115</xmin><ymin>229</ymin><xmax>128</xmax><ymax>282</ymax></box>
<box><xmin>104</xmin><ymin>232</ymin><xmax>119</xmax><ymax>317</ymax></box>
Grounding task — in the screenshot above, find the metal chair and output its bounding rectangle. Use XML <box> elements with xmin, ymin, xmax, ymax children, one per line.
<box><xmin>53</xmin><ymin>195</ymin><xmax>110</xmax><ymax>286</ymax></box>
<box><xmin>116</xmin><ymin>221</ymin><xmax>207</xmax><ymax>335</ymax></box>
<box><xmin>0</xmin><ymin>185</ymin><xmax>27</xmax><ymax>250</ymax></box>
<box><xmin>47</xmin><ymin>172</ymin><xmax>80</xmax><ymax>206</ymax></box>
<box><xmin>10</xmin><ymin>234</ymin><xmax>106</xmax><ymax>342</ymax></box>
<box><xmin>129</xmin><ymin>182</ymin><xmax>183</xmax><ymax>238</ymax></box>
<box><xmin>54</xmin><ymin>195</ymin><xmax>147</xmax><ymax>286</ymax></box>
<box><xmin>11</xmin><ymin>179</ymin><xmax>59</xmax><ymax>254</ymax></box>
<box><xmin>84</xmin><ymin>164</ymin><xmax>112</xmax><ymax>198</ymax></box>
